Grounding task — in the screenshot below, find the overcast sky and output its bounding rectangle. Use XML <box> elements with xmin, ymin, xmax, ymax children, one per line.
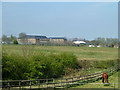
<box><xmin>2</xmin><ymin>2</ymin><xmax>118</xmax><ymax>40</ymax></box>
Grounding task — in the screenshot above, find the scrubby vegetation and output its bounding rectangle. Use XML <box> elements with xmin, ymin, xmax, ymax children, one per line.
<box><xmin>73</xmin><ymin>70</ymin><xmax>119</xmax><ymax>88</ymax></box>
<box><xmin>77</xmin><ymin>59</ymin><xmax>117</xmax><ymax>70</ymax></box>
<box><xmin>2</xmin><ymin>51</ymin><xmax>79</xmax><ymax>80</ymax></box>
<box><xmin>2</xmin><ymin>45</ymin><xmax>118</xmax><ymax>80</ymax></box>
<box><xmin>2</xmin><ymin>45</ymin><xmax>118</xmax><ymax>61</ymax></box>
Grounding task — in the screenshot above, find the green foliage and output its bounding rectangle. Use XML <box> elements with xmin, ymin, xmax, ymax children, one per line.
<box><xmin>13</xmin><ymin>40</ymin><xmax>18</xmax><ymax>44</ymax></box>
<box><xmin>93</xmin><ymin>60</ymin><xmax>117</xmax><ymax>69</ymax></box>
<box><xmin>2</xmin><ymin>45</ymin><xmax>118</xmax><ymax>80</ymax></box>
<box><xmin>2</xmin><ymin>45</ymin><xmax>118</xmax><ymax>61</ymax></box>
<box><xmin>110</xmin><ymin>44</ymin><xmax>114</xmax><ymax>47</ymax></box>
<box><xmin>10</xmin><ymin>35</ymin><xmax>14</xmax><ymax>41</ymax></box>
<box><xmin>2</xmin><ymin>53</ymin><xmax>31</xmax><ymax>80</ymax></box>
<box><xmin>95</xmin><ymin>37</ymin><xmax>118</xmax><ymax>47</ymax></box>
<box><xmin>104</xmin><ymin>83</ymin><xmax>110</xmax><ymax>86</ymax></box>
<box><xmin>2</xmin><ymin>51</ymin><xmax>78</xmax><ymax>80</ymax></box>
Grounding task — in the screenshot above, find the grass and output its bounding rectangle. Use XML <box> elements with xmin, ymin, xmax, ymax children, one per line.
<box><xmin>2</xmin><ymin>45</ymin><xmax>118</xmax><ymax>80</ymax></box>
<box><xmin>2</xmin><ymin>45</ymin><xmax>118</xmax><ymax>61</ymax></box>
<box><xmin>2</xmin><ymin>44</ymin><xmax>119</xmax><ymax>89</ymax></box>
<box><xmin>62</xmin><ymin>68</ymin><xmax>107</xmax><ymax>79</ymax></box>
<box><xmin>72</xmin><ymin>70</ymin><xmax>119</xmax><ymax>88</ymax></box>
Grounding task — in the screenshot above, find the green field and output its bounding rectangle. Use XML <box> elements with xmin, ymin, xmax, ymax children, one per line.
<box><xmin>2</xmin><ymin>45</ymin><xmax>118</xmax><ymax>61</ymax></box>
<box><xmin>72</xmin><ymin>70</ymin><xmax>119</xmax><ymax>89</ymax></box>
<box><xmin>2</xmin><ymin>45</ymin><xmax>118</xmax><ymax>80</ymax></box>
<box><xmin>2</xmin><ymin>44</ymin><xmax>119</xmax><ymax>89</ymax></box>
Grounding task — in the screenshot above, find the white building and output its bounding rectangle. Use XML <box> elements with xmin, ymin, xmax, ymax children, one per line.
<box><xmin>89</xmin><ymin>45</ymin><xmax>95</xmax><ymax>47</ymax></box>
<box><xmin>97</xmin><ymin>45</ymin><xmax>101</xmax><ymax>47</ymax></box>
<box><xmin>73</xmin><ymin>41</ymin><xmax>86</xmax><ymax>45</ymax></box>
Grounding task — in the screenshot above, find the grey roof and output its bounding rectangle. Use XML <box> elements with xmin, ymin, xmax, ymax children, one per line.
<box><xmin>18</xmin><ymin>35</ymin><xmax>67</xmax><ymax>40</ymax></box>
<box><xmin>25</xmin><ymin>35</ymin><xmax>47</xmax><ymax>39</ymax></box>
<box><xmin>49</xmin><ymin>37</ymin><xmax>67</xmax><ymax>40</ymax></box>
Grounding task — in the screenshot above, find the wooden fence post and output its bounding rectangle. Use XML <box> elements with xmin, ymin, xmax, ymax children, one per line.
<box><xmin>72</xmin><ymin>78</ymin><xmax>73</xmax><ymax>85</ymax></box>
<box><xmin>84</xmin><ymin>75</ymin><xmax>86</xmax><ymax>83</ymax></box>
<box><xmin>39</xmin><ymin>80</ymin><xmax>40</xmax><ymax>89</ymax></box>
<box><xmin>86</xmin><ymin>75</ymin><xmax>88</xmax><ymax>83</ymax></box>
<box><xmin>66</xmin><ymin>79</ymin><xmax>67</xmax><ymax>88</ymax></box>
<box><xmin>53</xmin><ymin>79</ymin><xmax>55</xmax><ymax>88</ymax></box>
<box><xmin>30</xmin><ymin>81</ymin><xmax>31</xmax><ymax>89</ymax></box>
<box><xmin>60</xmin><ymin>78</ymin><xmax>62</xmax><ymax>87</ymax></box>
<box><xmin>19</xmin><ymin>81</ymin><xmax>21</xmax><ymax>90</ymax></box>
<box><xmin>8</xmin><ymin>81</ymin><xmax>10</xmax><ymax>90</ymax></box>
<box><xmin>46</xmin><ymin>79</ymin><xmax>48</xmax><ymax>88</ymax></box>
<box><xmin>114</xmin><ymin>83</ymin><xmax>115</xmax><ymax>89</ymax></box>
<box><xmin>42</xmin><ymin>80</ymin><xmax>44</xmax><ymax>88</ymax></box>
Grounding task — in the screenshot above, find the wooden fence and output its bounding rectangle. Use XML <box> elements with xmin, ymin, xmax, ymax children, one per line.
<box><xmin>1</xmin><ymin>66</ymin><xmax>119</xmax><ymax>90</ymax></box>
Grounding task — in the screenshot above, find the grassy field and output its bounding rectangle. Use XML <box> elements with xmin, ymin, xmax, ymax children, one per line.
<box><xmin>2</xmin><ymin>44</ymin><xmax>119</xmax><ymax>88</ymax></box>
<box><xmin>2</xmin><ymin>45</ymin><xmax>118</xmax><ymax>61</ymax></box>
<box><xmin>72</xmin><ymin>70</ymin><xmax>119</xmax><ymax>89</ymax></box>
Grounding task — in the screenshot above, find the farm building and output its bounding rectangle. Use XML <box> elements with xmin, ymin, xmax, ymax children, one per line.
<box><xmin>17</xmin><ymin>35</ymin><xmax>48</xmax><ymax>44</ymax></box>
<box><xmin>17</xmin><ymin>35</ymin><xmax>67</xmax><ymax>45</ymax></box>
<box><xmin>89</xmin><ymin>45</ymin><xmax>95</xmax><ymax>47</ymax></box>
<box><xmin>49</xmin><ymin>37</ymin><xmax>67</xmax><ymax>43</ymax></box>
<box><xmin>73</xmin><ymin>40</ymin><xmax>86</xmax><ymax>46</ymax></box>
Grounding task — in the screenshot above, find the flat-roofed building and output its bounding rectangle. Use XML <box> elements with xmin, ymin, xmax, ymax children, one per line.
<box><xmin>17</xmin><ymin>35</ymin><xmax>47</xmax><ymax>44</ymax></box>
<box><xmin>49</xmin><ymin>37</ymin><xmax>67</xmax><ymax>43</ymax></box>
<box><xmin>17</xmin><ymin>35</ymin><xmax>67</xmax><ymax>45</ymax></box>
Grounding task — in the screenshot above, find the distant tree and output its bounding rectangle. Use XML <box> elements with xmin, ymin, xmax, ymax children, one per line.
<box><xmin>111</xmin><ymin>38</ymin><xmax>118</xmax><ymax>46</ymax></box>
<box><xmin>13</xmin><ymin>40</ymin><xmax>18</xmax><ymax>44</ymax></box>
<box><xmin>95</xmin><ymin>37</ymin><xmax>106</xmax><ymax>46</ymax></box>
<box><xmin>110</xmin><ymin>43</ymin><xmax>114</xmax><ymax>47</ymax></box>
<box><xmin>2</xmin><ymin>35</ymin><xmax>8</xmax><ymax>42</ymax></box>
<box><xmin>18</xmin><ymin>32</ymin><xmax>29</xmax><ymax>44</ymax></box>
<box><xmin>106</xmin><ymin>38</ymin><xmax>112</xmax><ymax>47</ymax></box>
<box><xmin>2</xmin><ymin>35</ymin><xmax>10</xmax><ymax>44</ymax></box>
<box><xmin>10</xmin><ymin>35</ymin><xmax>14</xmax><ymax>41</ymax></box>
<box><xmin>19</xmin><ymin>32</ymin><xmax>26</xmax><ymax>39</ymax></box>
<box><xmin>10</xmin><ymin>34</ymin><xmax>17</xmax><ymax>42</ymax></box>
<box><xmin>106</xmin><ymin>38</ymin><xmax>118</xmax><ymax>47</ymax></box>
<box><xmin>90</xmin><ymin>40</ymin><xmax>99</xmax><ymax>45</ymax></box>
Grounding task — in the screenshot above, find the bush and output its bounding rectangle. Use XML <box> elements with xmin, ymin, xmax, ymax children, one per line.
<box><xmin>2</xmin><ymin>52</ymin><xmax>78</xmax><ymax>80</ymax></box>
<box><xmin>13</xmin><ymin>40</ymin><xmax>18</xmax><ymax>44</ymax></box>
<box><xmin>93</xmin><ymin>60</ymin><xmax>117</xmax><ymax>69</ymax></box>
<box><xmin>31</xmin><ymin>52</ymin><xmax>78</xmax><ymax>78</ymax></box>
<box><xmin>2</xmin><ymin>53</ymin><xmax>31</xmax><ymax>80</ymax></box>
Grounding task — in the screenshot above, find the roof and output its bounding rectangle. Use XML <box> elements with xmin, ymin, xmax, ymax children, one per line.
<box><xmin>49</xmin><ymin>37</ymin><xmax>67</xmax><ymax>40</ymax></box>
<box><xmin>25</xmin><ymin>35</ymin><xmax>47</xmax><ymax>39</ymax></box>
<box><xmin>18</xmin><ymin>35</ymin><xmax>67</xmax><ymax>40</ymax></box>
<box><xmin>73</xmin><ymin>41</ymin><xmax>86</xmax><ymax>44</ymax></box>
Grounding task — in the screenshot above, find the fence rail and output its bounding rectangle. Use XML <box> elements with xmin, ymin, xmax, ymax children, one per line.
<box><xmin>1</xmin><ymin>65</ymin><xmax>119</xmax><ymax>89</ymax></box>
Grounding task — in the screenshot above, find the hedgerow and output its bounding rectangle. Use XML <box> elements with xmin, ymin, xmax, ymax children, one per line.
<box><xmin>2</xmin><ymin>52</ymin><xmax>78</xmax><ymax>80</ymax></box>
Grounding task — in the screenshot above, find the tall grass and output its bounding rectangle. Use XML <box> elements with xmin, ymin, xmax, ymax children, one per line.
<box><xmin>2</xmin><ymin>45</ymin><xmax>118</xmax><ymax>61</ymax></box>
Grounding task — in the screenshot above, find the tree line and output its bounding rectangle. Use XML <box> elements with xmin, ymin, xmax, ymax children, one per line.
<box><xmin>2</xmin><ymin>34</ymin><xmax>18</xmax><ymax>44</ymax></box>
<box><xmin>89</xmin><ymin>37</ymin><xmax>118</xmax><ymax>47</ymax></box>
<box><xmin>1</xmin><ymin>33</ymin><xmax>119</xmax><ymax>47</ymax></box>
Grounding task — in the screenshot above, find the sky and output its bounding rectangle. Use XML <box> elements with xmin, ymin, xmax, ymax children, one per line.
<box><xmin>0</xmin><ymin>2</ymin><xmax>2</xmax><ymax>38</ymax></box>
<box><xmin>2</xmin><ymin>2</ymin><xmax>118</xmax><ymax>40</ymax></box>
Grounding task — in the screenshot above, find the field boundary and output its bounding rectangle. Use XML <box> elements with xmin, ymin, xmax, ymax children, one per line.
<box><xmin>1</xmin><ymin>65</ymin><xmax>119</xmax><ymax>89</ymax></box>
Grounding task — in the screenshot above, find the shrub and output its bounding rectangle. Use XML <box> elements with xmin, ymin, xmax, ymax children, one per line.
<box><xmin>93</xmin><ymin>60</ymin><xmax>117</xmax><ymax>69</ymax></box>
<box><xmin>13</xmin><ymin>40</ymin><xmax>18</xmax><ymax>44</ymax></box>
<box><xmin>2</xmin><ymin>53</ymin><xmax>31</xmax><ymax>80</ymax></box>
<box><xmin>2</xmin><ymin>52</ymin><xmax>78</xmax><ymax>80</ymax></box>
